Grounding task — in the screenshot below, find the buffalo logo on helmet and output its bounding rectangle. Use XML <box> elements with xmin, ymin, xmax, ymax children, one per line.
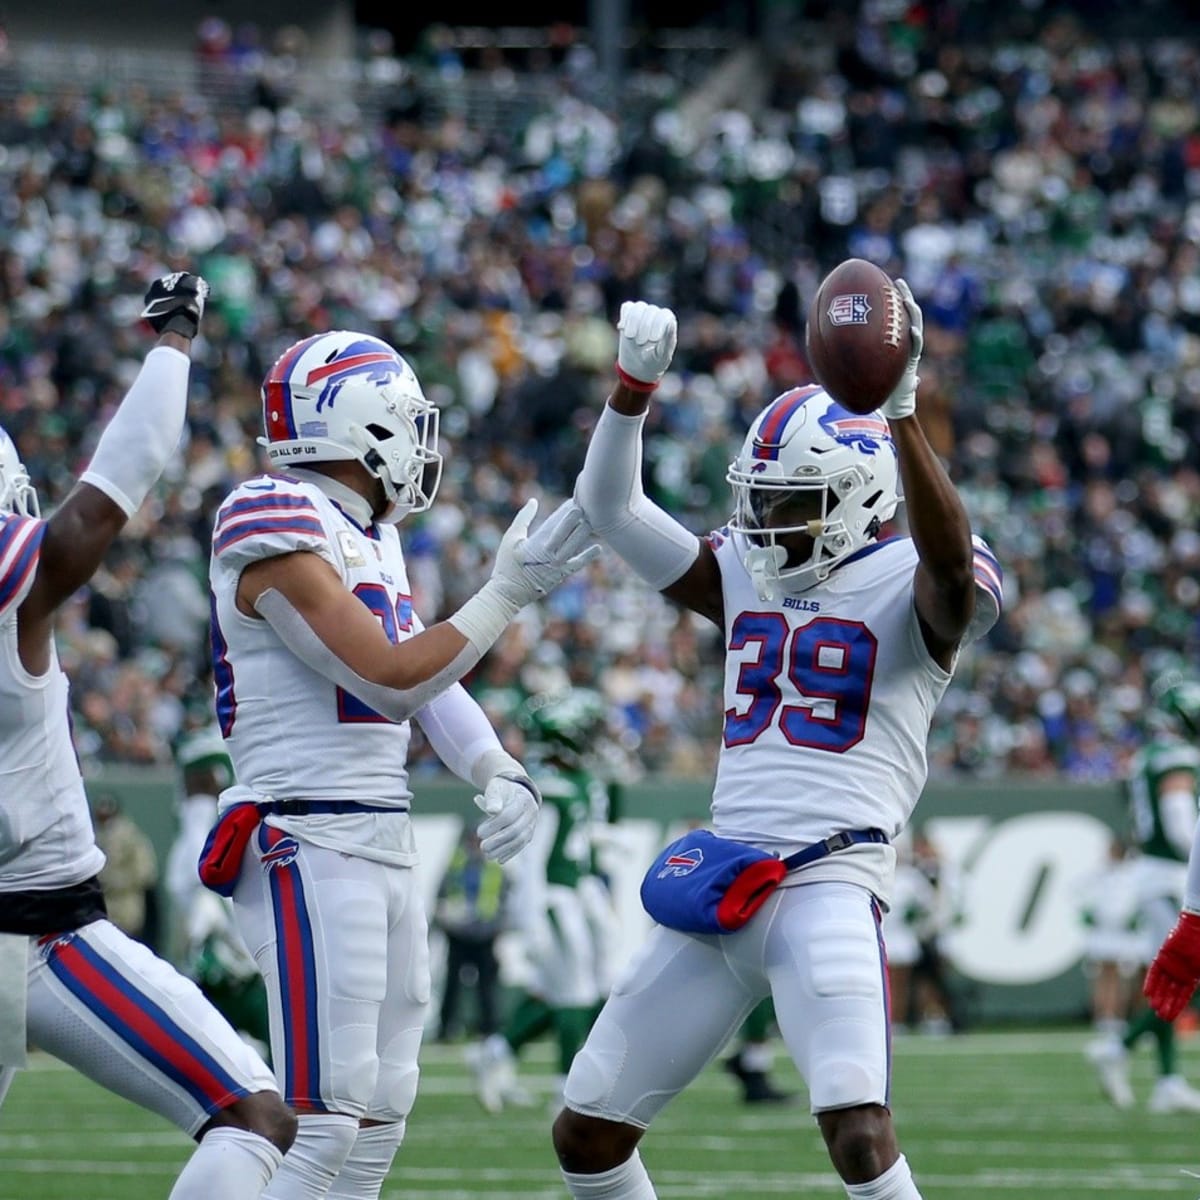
<box><xmin>306</xmin><ymin>341</ymin><xmax>410</xmax><ymax>412</ymax></box>
<box><xmin>816</xmin><ymin>406</ymin><xmax>892</xmax><ymax>456</ymax></box>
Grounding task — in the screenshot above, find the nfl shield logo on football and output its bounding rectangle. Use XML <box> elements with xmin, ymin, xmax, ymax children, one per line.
<box><xmin>827</xmin><ymin>293</ymin><xmax>872</xmax><ymax>326</ymax></box>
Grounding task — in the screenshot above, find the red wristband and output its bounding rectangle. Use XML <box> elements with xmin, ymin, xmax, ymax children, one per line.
<box><xmin>615</xmin><ymin>363</ymin><xmax>659</xmax><ymax>393</ymax></box>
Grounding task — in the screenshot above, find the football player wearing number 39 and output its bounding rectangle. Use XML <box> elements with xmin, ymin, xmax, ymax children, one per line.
<box><xmin>552</xmin><ymin>295</ymin><xmax>1003</xmax><ymax>1200</ymax></box>
<box><xmin>206</xmin><ymin>329</ymin><xmax>598</xmax><ymax>1199</ymax></box>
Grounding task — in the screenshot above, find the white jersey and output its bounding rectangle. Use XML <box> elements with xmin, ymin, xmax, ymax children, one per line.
<box><xmin>209</xmin><ymin>472</ymin><xmax>419</xmax><ymax>864</ymax></box>
<box><xmin>710</xmin><ymin>531</ymin><xmax>1000</xmax><ymax>906</ymax></box>
<box><xmin>0</xmin><ymin>514</ymin><xmax>105</xmax><ymax>891</ymax></box>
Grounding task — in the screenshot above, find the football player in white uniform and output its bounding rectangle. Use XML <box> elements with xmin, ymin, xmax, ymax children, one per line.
<box><xmin>204</xmin><ymin>330</ymin><xmax>597</xmax><ymax>1199</ymax></box>
<box><xmin>0</xmin><ymin>274</ymin><xmax>297</xmax><ymax>1200</ymax></box>
<box><xmin>554</xmin><ymin>295</ymin><xmax>1002</xmax><ymax>1200</ymax></box>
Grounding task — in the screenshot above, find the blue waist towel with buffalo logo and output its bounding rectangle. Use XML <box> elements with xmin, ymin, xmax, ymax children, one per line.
<box><xmin>640</xmin><ymin>827</ymin><xmax>889</xmax><ymax>935</ymax></box>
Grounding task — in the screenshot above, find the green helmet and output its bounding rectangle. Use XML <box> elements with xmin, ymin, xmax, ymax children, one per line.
<box><xmin>1151</xmin><ymin>672</ymin><xmax>1200</xmax><ymax>739</ymax></box>
<box><xmin>517</xmin><ymin>689</ymin><xmax>607</xmax><ymax>767</ymax></box>
<box><xmin>175</xmin><ymin>725</ymin><xmax>235</xmax><ymax>788</ymax></box>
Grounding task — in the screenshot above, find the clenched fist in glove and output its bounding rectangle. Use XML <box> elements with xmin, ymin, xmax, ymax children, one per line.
<box><xmin>142</xmin><ymin>272</ymin><xmax>210</xmax><ymax>339</ymax></box>
<box><xmin>879</xmin><ymin>279</ymin><xmax>923</xmax><ymax>421</ymax></box>
<box><xmin>1144</xmin><ymin>911</ymin><xmax>1200</xmax><ymax>1020</ymax></box>
<box><xmin>616</xmin><ymin>301</ymin><xmax>678</xmax><ymax>393</ymax></box>
<box><xmin>475</xmin><ymin>773</ymin><xmax>540</xmax><ymax>864</ymax></box>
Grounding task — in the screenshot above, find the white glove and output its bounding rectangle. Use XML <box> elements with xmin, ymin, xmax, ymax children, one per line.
<box><xmin>880</xmin><ymin>279</ymin><xmax>923</xmax><ymax>421</ymax></box>
<box><xmin>493</xmin><ymin>497</ymin><xmax>600</xmax><ymax>607</ymax></box>
<box><xmin>448</xmin><ymin>498</ymin><xmax>602</xmax><ymax>654</ymax></box>
<box><xmin>474</xmin><ymin>773</ymin><xmax>541</xmax><ymax>864</ymax></box>
<box><xmin>616</xmin><ymin>300</ymin><xmax>678</xmax><ymax>391</ymax></box>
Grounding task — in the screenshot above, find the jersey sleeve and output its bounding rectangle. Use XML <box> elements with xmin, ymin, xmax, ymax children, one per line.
<box><xmin>0</xmin><ymin>514</ymin><xmax>46</xmax><ymax>621</ymax></box>
<box><xmin>211</xmin><ymin>478</ymin><xmax>338</xmax><ymax>574</ymax></box>
<box><xmin>964</xmin><ymin>534</ymin><xmax>1003</xmax><ymax>643</ymax></box>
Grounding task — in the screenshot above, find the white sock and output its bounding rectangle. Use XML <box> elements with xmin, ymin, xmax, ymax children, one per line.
<box><xmin>325</xmin><ymin>1121</ymin><xmax>405</xmax><ymax>1200</ymax></box>
<box><xmin>262</xmin><ymin>1113</ymin><xmax>359</xmax><ymax>1200</ymax></box>
<box><xmin>169</xmin><ymin>1126</ymin><xmax>283</xmax><ymax>1200</ymax></box>
<box><xmin>740</xmin><ymin>1043</ymin><xmax>773</xmax><ymax>1073</ymax></box>
<box><xmin>844</xmin><ymin>1154</ymin><xmax>923</xmax><ymax>1199</ymax></box>
<box><xmin>484</xmin><ymin>1032</ymin><xmax>512</xmax><ymax>1060</ymax></box>
<box><xmin>562</xmin><ymin>1150</ymin><xmax>658</xmax><ymax>1199</ymax></box>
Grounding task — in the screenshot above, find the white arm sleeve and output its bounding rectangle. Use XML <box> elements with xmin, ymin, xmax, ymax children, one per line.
<box><xmin>253</xmin><ymin>586</ymin><xmax>478</xmax><ymax>724</ymax></box>
<box><xmin>415</xmin><ymin>684</ymin><xmax>525</xmax><ymax>788</ymax></box>
<box><xmin>1184</xmin><ymin>806</ymin><xmax>1200</xmax><ymax>915</ymax></box>
<box><xmin>79</xmin><ymin>346</ymin><xmax>191</xmax><ymax>516</ymax></box>
<box><xmin>1162</xmin><ymin>787</ymin><xmax>1199</xmax><ymax>862</ymax></box>
<box><xmin>574</xmin><ymin>405</ymin><xmax>700</xmax><ymax>590</ymax></box>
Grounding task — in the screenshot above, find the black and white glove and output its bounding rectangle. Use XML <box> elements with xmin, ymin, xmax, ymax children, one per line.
<box><xmin>141</xmin><ymin>272</ymin><xmax>210</xmax><ymax>339</ymax></box>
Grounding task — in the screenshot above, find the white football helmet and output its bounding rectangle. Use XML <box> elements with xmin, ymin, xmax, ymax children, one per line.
<box><xmin>0</xmin><ymin>427</ymin><xmax>39</xmax><ymax>518</ymax></box>
<box><xmin>726</xmin><ymin>384</ymin><xmax>899</xmax><ymax>599</ymax></box>
<box><xmin>259</xmin><ymin>331</ymin><xmax>441</xmax><ymax>523</ymax></box>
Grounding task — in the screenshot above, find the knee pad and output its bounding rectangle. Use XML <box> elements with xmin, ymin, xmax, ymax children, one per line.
<box><xmin>810</xmin><ymin>1053</ymin><xmax>881</xmax><ymax>1111</ymax></box>
<box><xmin>267</xmin><ymin>1113</ymin><xmax>359</xmax><ymax>1195</ymax></box>
<box><xmin>319</xmin><ymin>1039</ymin><xmax>379</xmax><ymax>1117</ymax></box>
<box><xmin>373</xmin><ymin>1062</ymin><xmax>420</xmax><ymax>1122</ymax></box>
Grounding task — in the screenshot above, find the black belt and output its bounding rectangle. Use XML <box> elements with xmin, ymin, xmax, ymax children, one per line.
<box><xmin>260</xmin><ymin>800</ymin><xmax>406</xmax><ymax>816</ymax></box>
<box><xmin>781</xmin><ymin>828</ymin><xmax>889</xmax><ymax>872</ymax></box>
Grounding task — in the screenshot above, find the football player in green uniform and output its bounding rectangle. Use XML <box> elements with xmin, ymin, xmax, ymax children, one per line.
<box><xmin>470</xmin><ymin>690</ymin><xmax>614</xmax><ymax>1112</ymax></box>
<box><xmin>1090</xmin><ymin>673</ymin><xmax>1200</xmax><ymax>1112</ymax></box>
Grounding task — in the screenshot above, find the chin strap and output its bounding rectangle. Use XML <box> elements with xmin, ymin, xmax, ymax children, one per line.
<box><xmin>743</xmin><ymin>544</ymin><xmax>786</xmax><ymax>603</ymax></box>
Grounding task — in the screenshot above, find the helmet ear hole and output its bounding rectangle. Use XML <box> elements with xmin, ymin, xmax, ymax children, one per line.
<box><xmin>365</xmin><ymin>423</ymin><xmax>394</xmax><ymax>441</ymax></box>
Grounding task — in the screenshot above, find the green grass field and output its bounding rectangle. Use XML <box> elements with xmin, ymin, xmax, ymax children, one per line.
<box><xmin>2</xmin><ymin>1030</ymin><xmax>1199</xmax><ymax>1199</ymax></box>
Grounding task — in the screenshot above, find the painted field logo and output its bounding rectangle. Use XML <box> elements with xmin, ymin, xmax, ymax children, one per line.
<box><xmin>658</xmin><ymin>848</ymin><xmax>704</xmax><ymax>879</ymax></box>
<box><xmin>827</xmin><ymin>293</ymin><xmax>872</xmax><ymax>326</ymax></box>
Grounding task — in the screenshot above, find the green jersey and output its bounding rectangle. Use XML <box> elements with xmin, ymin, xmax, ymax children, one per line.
<box><xmin>534</xmin><ymin>765</ymin><xmax>597</xmax><ymax>889</ymax></box>
<box><xmin>1128</xmin><ymin>737</ymin><xmax>1200</xmax><ymax>862</ymax></box>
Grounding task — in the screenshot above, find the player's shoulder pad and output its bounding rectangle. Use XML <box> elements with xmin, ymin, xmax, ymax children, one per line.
<box><xmin>211</xmin><ymin>474</ymin><xmax>333</xmax><ymax>570</ymax></box>
<box><xmin>1150</xmin><ymin>740</ymin><xmax>1200</xmax><ymax>774</ymax></box>
<box><xmin>965</xmin><ymin>534</ymin><xmax>1003</xmax><ymax>643</ymax></box>
<box><xmin>0</xmin><ymin>512</ymin><xmax>46</xmax><ymax>621</ymax></box>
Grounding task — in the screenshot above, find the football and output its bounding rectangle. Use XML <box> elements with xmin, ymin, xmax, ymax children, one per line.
<box><xmin>805</xmin><ymin>259</ymin><xmax>911</xmax><ymax>415</ymax></box>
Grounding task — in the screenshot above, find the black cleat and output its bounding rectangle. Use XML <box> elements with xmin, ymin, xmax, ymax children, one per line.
<box><xmin>724</xmin><ymin>1055</ymin><xmax>795</xmax><ymax>1104</ymax></box>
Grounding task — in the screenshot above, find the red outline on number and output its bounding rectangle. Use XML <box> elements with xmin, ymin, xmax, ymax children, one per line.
<box><xmin>780</xmin><ymin>618</ymin><xmax>877</xmax><ymax>752</ymax></box>
<box><xmin>336</xmin><ymin>581</ymin><xmax>404</xmax><ymax>723</ymax></box>
<box><xmin>722</xmin><ymin>612</ymin><xmax>786</xmax><ymax>747</ymax></box>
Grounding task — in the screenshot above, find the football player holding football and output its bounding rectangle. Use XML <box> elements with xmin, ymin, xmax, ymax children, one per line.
<box><xmin>204</xmin><ymin>329</ymin><xmax>597</xmax><ymax>1198</ymax></box>
<box><xmin>552</xmin><ymin>294</ymin><xmax>1002</xmax><ymax>1200</ymax></box>
<box><xmin>0</xmin><ymin>274</ymin><xmax>298</xmax><ymax>1199</ymax></box>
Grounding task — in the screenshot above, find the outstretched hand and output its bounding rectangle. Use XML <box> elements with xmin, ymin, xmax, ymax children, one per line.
<box><xmin>490</xmin><ymin>497</ymin><xmax>602</xmax><ymax>609</ymax></box>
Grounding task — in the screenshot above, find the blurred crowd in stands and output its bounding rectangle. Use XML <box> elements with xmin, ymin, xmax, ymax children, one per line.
<box><xmin>0</xmin><ymin>1</ymin><xmax>1198</xmax><ymax>786</ymax></box>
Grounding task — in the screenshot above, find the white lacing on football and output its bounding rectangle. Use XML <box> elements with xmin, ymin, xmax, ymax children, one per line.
<box><xmin>881</xmin><ymin>283</ymin><xmax>904</xmax><ymax>349</ymax></box>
